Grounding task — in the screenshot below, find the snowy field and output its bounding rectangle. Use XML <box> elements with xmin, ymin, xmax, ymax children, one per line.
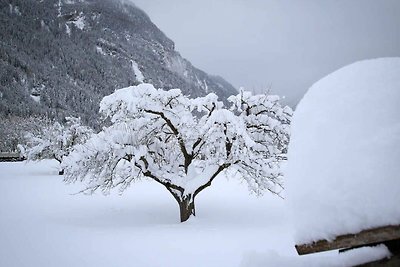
<box><xmin>0</xmin><ymin>160</ymin><xmax>390</xmax><ymax>267</ymax></box>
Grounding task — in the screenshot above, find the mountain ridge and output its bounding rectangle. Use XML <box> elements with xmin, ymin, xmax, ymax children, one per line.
<box><xmin>0</xmin><ymin>0</ymin><xmax>237</xmax><ymax>150</ymax></box>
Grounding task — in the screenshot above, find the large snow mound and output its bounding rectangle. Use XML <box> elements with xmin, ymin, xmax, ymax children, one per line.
<box><xmin>286</xmin><ymin>58</ymin><xmax>400</xmax><ymax>244</ymax></box>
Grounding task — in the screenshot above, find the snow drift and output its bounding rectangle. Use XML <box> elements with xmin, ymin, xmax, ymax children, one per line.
<box><xmin>286</xmin><ymin>57</ymin><xmax>400</xmax><ymax>244</ymax></box>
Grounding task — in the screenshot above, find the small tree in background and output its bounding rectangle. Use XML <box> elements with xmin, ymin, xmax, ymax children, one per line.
<box><xmin>64</xmin><ymin>84</ymin><xmax>292</xmax><ymax>222</ymax></box>
<box><xmin>0</xmin><ymin>115</ymin><xmax>52</xmax><ymax>152</ymax></box>
<box><xmin>23</xmin><ymin>117</ymin><xmax>93</xmax><ymax>175</ymax></box>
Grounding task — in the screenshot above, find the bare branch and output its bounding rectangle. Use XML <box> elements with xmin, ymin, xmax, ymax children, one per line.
<box><xmin>144</xmin><ymin>109</ymin><xmax>192</xmax><ymax>173</ymax></box>
<box><xmin>194</xmin><ymin>163</ymin><xmax>231</xmax><ymax>198</ymax></box>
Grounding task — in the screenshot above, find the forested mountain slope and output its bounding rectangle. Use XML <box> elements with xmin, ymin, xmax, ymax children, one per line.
<box><xmin>0</xmin><ymin>0</ymin><xmax>237</xmax><ymax>150</ymax></box>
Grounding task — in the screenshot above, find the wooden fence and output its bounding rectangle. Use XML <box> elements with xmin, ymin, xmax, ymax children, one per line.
<box><xmin>0</xmin><ymin>152</ymin><xmax>24</xmax><ymax>162</ymax></box>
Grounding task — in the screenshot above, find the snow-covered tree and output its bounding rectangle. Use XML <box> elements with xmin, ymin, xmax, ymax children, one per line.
<box><xmin>63</xmin><ymin>84</ymin><xmax>292</xmax><ymax>222</ymax></box>
<box><xmin>23</xmin><ymin>117</ymin><xmax>93</xmax><ymax>175</ymax></box>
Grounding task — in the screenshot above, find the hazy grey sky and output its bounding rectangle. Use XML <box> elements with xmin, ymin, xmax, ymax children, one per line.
<box><xmin>132</xmin><ymin>0</ymin><xmax>400</xmax><ymax>105</ymax></box>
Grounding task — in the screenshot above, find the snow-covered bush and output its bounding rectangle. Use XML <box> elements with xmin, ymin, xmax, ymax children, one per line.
<box><xmin>23</xmin><ymin>117</ymin><xmax>93</xmax><ymax>175</ymax></box>
<box><xmin>286</xmin><ymin>58</ymin><xmax>400</xmax><ymax>244</ymax></box>
<box><xmin>64</xmin><ymin>83</ymin><xmax>292</xmax><ymax>222</ymax></box>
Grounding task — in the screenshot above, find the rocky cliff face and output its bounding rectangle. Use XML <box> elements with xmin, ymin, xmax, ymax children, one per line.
<box><xmin>0</xmin><ymin>0</ymin><xmax>237</xmax><ymax>132</ymax></box>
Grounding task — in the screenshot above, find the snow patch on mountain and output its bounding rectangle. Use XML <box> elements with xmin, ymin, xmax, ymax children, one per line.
<box><xmin>66</xmin><ymin>12</ymin><xmax>86</xmax><ymax>30</ymax></box>
<box><xmin>131</xmin><ymin>60</ymin><xmax>145</xmax><ymax>83</ymax></box>
<box><xmin>166</xmin><ymin>55</ymin><xmax>188</xmax><ymax>79</ymax></box>
<box><xmin>72</xmin><ymin>12</ymin><xmax>85</xmax><ymax>30</ymax></box>
<box><xmin>9</xmin><ymin>4</ymin><xmax>21</xmax><ymax>16</ymax></box>
<box><xmin>96</xmin><ymin>46</ymin><xmax>106</xmax><ymax>55</ymax></box>
<box><xmin>65</xmin><ymin>24</ymin><xmax>71</xmax><ymax>35</ymax></box>
<box><xmin>30</xmin><ymin>95</ymin><xmax>41</xmax><ymax>103</ymax></box>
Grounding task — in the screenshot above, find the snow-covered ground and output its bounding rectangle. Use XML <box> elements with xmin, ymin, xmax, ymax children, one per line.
<box><xmin>0</xmin><ymin>160</ymin><xmax>389</xmax><ymax>267</ymax></box>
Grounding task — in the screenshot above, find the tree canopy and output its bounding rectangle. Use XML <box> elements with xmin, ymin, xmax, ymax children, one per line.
<box><xmin>64</xmin><ymin>83</ymin><xmax>292</xmax><ymax>222</ymax></box>
<box><xmin>23</xmin><ymin>117</ymin><xmax>93</xmax><ymax>174</ymax></box>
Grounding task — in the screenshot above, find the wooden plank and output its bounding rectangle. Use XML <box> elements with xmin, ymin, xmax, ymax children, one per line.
<box><xmin>0</xmin><ymin>152</ymin><xmax>23</xmax><ymax>162</ymax></box>
<box><xmin>0</xmin><ymin>152</ymin><xmax>20</xmax><ymax>158</ymax></box>
<box><xmin>295</xmin><ymin>225</ymin><xmax>400</xmax><ymax>255</ymax></box>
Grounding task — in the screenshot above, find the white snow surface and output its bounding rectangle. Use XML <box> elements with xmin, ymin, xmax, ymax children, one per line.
<box><xmin>242</xmin><ymin>245</ymin><xmax>390</xmax><ymax>267</ymax></box>
<box><xmin>72</xmin><ymin>13</ymin><xmax>85</xmax><ymax>30</ymax></box>
<box><xmin>65</xmin><ymin>24</ymin><xmax>71</xmax><ymax>35</ymax></box>
<box><xmin>0</xmin><ymin>161</ymin><xmax>390</xmax><ymax>267</ymax></box>
<box><xmin>286</xmin><ymin>58</ymin><xmax>400</xmax><ymax>244</ymax></box>
<box><xmin>131</xmin><ymin>60</ymin><xmax>145</xmax><ymax>83</ymax></box>
<box><xmin>30</xmin><ymin>95</ymin><xmax>40</xmax><ymax>103</ymax></box>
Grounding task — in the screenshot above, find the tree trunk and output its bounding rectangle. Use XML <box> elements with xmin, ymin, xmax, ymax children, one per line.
<box><xmin>178</xmin><ymin>195</ymin><xmax>195</xmax><ymax>222</ymax></box>
<box><xmin>55</xmin><ymin>158</ymin><xmax>63</xmax><ymax>175</ymax></box>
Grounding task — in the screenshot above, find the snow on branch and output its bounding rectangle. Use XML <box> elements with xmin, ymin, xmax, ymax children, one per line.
<box><xmin>64</xmin><ymin>83</ymin><xmax>292</xmax><ymax>221</ymax></box>
<box><xmin>23</xmin><ymin>117</ymin><xmax>93</xmax><ymax>163</ymax></box>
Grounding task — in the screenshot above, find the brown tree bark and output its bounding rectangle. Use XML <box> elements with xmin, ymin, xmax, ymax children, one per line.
<box><xmin>147</xmin><ymin>163</ymin><xmax>231</xmax><ymax>223</ymax></box>
<box><xmin>166</xmin><ymin>164</ymin><xmax>230</xmax><ymax>222</ymax></box>
<box><xmin>55</xmin><ymin>158</ymin><xmax>64</xmax><ymax>175</ymax></box>
<box><xmin>177</xmin><ymin>195</ymin><xmax>196</xmax><ymax>222</ymax></box>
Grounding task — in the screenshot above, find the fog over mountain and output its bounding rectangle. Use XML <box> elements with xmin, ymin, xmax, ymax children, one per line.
<box><xmin>133</xmin><ymin>0</ymin><xmax>400</xmax><ymax>107</ymax></box>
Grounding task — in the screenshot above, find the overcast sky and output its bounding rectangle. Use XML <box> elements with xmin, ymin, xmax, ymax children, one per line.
<box><xmin>132</xmin><ymin>0</ymin><xmax>400</xmax><ymax>106</ymax></box>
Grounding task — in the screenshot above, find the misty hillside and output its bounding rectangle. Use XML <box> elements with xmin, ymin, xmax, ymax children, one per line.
<box><xmin>0</xmin><ymin>0</ymin><xmax>237</xmax><ymax>150</ymax></box>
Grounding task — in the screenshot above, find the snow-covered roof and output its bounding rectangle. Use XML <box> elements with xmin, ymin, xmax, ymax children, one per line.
<box><xmin>286</xmin><ymin>58</ymin><xmax>400</xmax><ymax>244</ymax></box>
